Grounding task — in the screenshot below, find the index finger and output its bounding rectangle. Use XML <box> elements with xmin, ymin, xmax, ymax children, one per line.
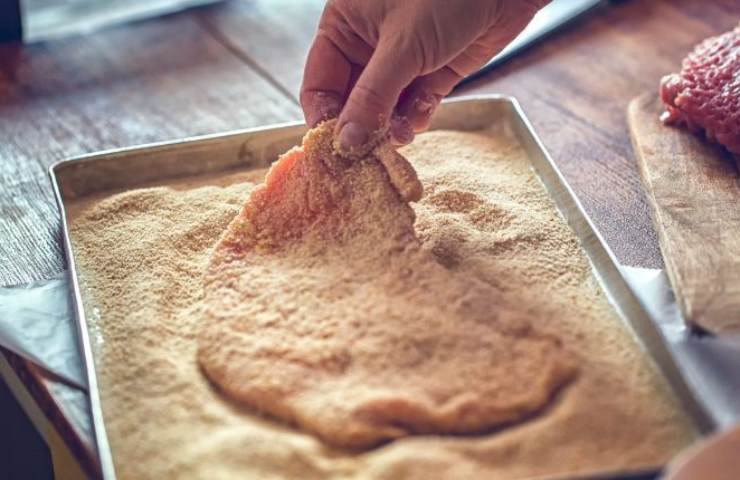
<box><xmin>300</xmin><ymin>33</ymin><xmax>352</xmax><ymax>127</ymax></box>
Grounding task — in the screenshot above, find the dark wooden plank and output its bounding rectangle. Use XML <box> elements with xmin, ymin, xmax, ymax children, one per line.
<box><xmin>0</xmin><ymin>0</ymin><xmax>22</xmax><ymax>41</ymax></box>
<box><xmin>0</xmin><ymin>7</ymin><xmax>301</xmax><ymax>287</ymax></box>
<box><xmin>629</xmin><ymin>94</ymin><xmax>740</xmax><ymax>334</ymax></box>
<box><xmin>0</xmin><ymin>362</ymin><xmax>53</xmax><ymax>479</ymax></box>
<box><xmin>1</xmin><ymin>348</ymin><xmax>98</xmax><ymax>477</ymax></box>
<box><xmin>459</xmin><ymin>0</ymin><xmax>739</xmax><ymax>268</ymax></box>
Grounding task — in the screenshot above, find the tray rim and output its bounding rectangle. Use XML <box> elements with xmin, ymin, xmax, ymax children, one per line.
<box><xmin>48</xmin><ymin>93</ymin><xmax>709</xmax><ymax>480</ymax></box>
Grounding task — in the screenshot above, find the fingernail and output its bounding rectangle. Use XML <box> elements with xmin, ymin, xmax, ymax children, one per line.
<box><xmin>338</xmin><ymin>122</ymin><xmax>370</xmax><ymax>151</ymax></box>
<box><xmin>390</xmin><ymin>114</ymin><xmax>414</xmax><ymax>146</ymax></box>
<box><xmin>315</xmin><ymin>93</ymin><xmax>341</xmax><ymax>122</ymax></box>
<box><xmin>413</xmin><ymin>92</ymin><xmax>438</xmax><ymax>116</ymax></box>
<box><xmin>306</xmin><ymin>92</ymin><xmax>341</xmax><ymax>127</ymax></box>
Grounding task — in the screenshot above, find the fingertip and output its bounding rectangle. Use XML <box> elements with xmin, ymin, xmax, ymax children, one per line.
<box><xmin>397</xmin><ymin>68</ymin><xmax>459</xmax><ymax>133</ymax></box>
<box><xmin>406</xmin><ymin>91</ymin><xmax>441</xmax><ymax>133</ymax></box>
<box><xmin>336</xmin><ymin>83</ymin><xmax>394</xmax><ymax>140</ymax></box>
<box><xmin>390</xmin><ymin>114</ymin><xmax>414</xmax><ymax>146</ymax></box>
<box><xmin>336</xmin><ymin>38</ymin><xmax>420</xmax><ymax>147</ymax></box>
<box><xmin>337</xmin><ymin>122</ymin><xmax>370</xmax><ymax>152</ymax></box>
<box><xmin>300</xmin><ymin>31</ymin><xmax>351</xmax><ymax>126</ymax></box>
<box><xmin>301</xmin><ymin>91</ymin><xmax>342</xmax><ymax>127</ymax></box>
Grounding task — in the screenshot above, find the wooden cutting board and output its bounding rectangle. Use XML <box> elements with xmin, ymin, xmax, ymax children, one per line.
<box><xmin>628</xmin><ymin>93</ymin><xmax>740</xmax><ymax>334</ymax></box>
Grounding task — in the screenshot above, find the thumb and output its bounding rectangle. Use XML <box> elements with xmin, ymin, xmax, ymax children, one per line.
<box><xmin>335</xmin><ymin>37</ymin><xmax>419</xmax><ymax>152</ymax></box>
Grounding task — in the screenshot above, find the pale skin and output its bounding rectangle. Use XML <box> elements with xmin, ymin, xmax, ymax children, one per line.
<box><xmin>300</xmin><ymin>0</ymin><xmax>551</xmax><ymax>149</ymax></box>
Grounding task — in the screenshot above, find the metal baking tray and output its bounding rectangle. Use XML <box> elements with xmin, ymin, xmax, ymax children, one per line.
<box><xmin>50</xmin><ymin>95</ymin><xmax>711</xmax><ymax>480</ymax></box>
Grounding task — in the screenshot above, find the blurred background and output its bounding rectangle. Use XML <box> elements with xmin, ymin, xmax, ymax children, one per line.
<box><xmin>2</xmin><ymin>0</ymin><xmax>222</xmax><ymax>42</ymax></box>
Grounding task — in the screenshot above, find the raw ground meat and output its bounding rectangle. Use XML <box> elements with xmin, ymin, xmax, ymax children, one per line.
<box><xmin>660</xmin><ymin>23</ymin><xmax>740</xmax><ymax>154</ymax></box>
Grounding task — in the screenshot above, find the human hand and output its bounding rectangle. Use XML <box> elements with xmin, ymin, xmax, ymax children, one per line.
<box><xmin>663</xmin><ymin>426</ymin><xmax>740</xmax><ymax>480</ymax></box>
<box><xmin>300</xmin><ymin>0</ymin><xmax>550</xmax><ymax>150</ymax></box>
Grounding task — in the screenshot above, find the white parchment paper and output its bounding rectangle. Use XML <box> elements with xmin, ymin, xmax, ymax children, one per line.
<box><xmin>621</xmin><ymin>266</ymin><xmax>740</xmax><ymax>429</ymax></box>
<box><xmin>0</xmin><ymin>272</ymin><xmax>86</xmax><ymax>390</ymax></box>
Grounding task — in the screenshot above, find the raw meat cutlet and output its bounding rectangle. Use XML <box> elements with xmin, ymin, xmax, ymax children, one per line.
<box><xmin>197</xmin><ymin>120</ymin><xmax>577</xmax><ymax>449</ymax></box>
<box><xmin>660</xmin><ymin>22</ymin><xmax>740</xmax><ymax>154</ymax></box>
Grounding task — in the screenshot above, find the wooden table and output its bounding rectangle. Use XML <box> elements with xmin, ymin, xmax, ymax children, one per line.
<box><xmin>0</xmin><ymin>0</ymin><xmax>737</xmax><ymax>477</ymax></box>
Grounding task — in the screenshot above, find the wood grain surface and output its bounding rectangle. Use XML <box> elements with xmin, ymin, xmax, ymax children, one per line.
<box><xmin>629</xmin><ymin>94</ymin><xmax>740</xmax><ymax>334</ymax></box>
<box><xmin>0</xmin><ymin>9</ymin><xmax>300</xmax><ymax>287</ymax></box>
<box><xmin>0</xmin><ymin>0</ymin><xmax>738</xmax><ymax>473</ymax></box>
<box><xmin>194</xmin><ymin>0</ymin><xmax>322</xmax><ymax>99</ymax></box>
<box><xmin>460</xmin><ymin>0</ymin><xmax>739</xmax><ymax>268</ymax></box>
